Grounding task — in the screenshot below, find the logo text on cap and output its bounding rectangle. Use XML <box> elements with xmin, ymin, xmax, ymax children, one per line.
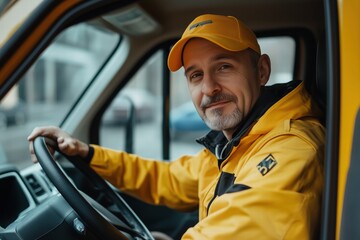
<box><xmin>189</xmin><ymin>20</ymin><xmax>213</xmax><ymax>30</ymax></box>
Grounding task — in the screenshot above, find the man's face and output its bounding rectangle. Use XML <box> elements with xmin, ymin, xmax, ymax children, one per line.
<box><xmin>183</xmin><ymin>38</ymin><xmax>268</xmax><ymax>138</ymax></box>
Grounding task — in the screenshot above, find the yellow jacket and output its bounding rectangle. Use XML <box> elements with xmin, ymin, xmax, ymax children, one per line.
<box><xmin>90</xmin><ymin>81</ymin><xmax>325</xmax><ymax>239</ymax></box>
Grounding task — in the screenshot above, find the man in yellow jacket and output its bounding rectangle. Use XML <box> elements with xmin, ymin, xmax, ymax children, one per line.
<box><xmin>28</xmin><ymin>14</ymin><xmax>325</xmax><ymax>239</ymax></box>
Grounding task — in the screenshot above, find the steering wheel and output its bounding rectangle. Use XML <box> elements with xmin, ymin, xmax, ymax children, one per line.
<box><xmin>33</xmin><ymin>136</ymin><xmax>154</xmax><ymax>240</ymax></box>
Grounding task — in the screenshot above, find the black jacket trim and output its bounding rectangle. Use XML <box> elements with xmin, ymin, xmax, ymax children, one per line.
<box><xmin>226</xmin><ymin>183</ymin><xmax>251</xmax><ymax>194</ymax></box>
<box><xmin>206</xmin><ymin>172</ymin><xmax>251</xmax><ymax>215</ymax></box>
<box><xmin>83</xmin><ymin>145</ymin><xmax>94</xmax><ymax>164</ymax></box>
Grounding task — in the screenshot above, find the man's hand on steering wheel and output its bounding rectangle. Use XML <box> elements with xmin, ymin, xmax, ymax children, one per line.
<box><xmin>27</xmin><ymin>126</ymin><xmax>89</xmax><ymax>163</ymax></box>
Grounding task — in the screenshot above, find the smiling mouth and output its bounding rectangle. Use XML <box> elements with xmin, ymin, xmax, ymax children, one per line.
<box><xmin>206</xmin><ymin>101</ymin><xmax>230</xmax><ymax>108</ymax></box>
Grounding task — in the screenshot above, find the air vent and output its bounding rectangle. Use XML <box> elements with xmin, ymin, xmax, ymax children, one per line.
<box><xmin>25</xmin><ymin>174</ymin><xmax>45</xmax><ymax>197</ymax></box>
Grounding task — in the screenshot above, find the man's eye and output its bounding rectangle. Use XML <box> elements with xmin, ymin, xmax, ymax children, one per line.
<box><xmin>219</xmin><ymin>64</ymin><xmax>231</xmax><ymax>71</ymax></box>
<box><xmin>190</xmin><ymin>72</ymin><xmax>202</xmax><ymax>81</ymax></box>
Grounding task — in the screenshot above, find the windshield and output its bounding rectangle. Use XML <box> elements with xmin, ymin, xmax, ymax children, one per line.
<box><xmin>0</xmin><ymin>22</ymin><xmax>120</xmax><ymax>170</ymax></box>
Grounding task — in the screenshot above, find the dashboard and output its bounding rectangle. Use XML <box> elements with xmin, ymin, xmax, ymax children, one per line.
<box><xmin>0</xmin><ymin>159</ymin><xmax>153</xmax><ymax>240</ymax></box>
<box><xmin>0</xmin><ymin>164</ymin><xmax>56</xmax><ymax>229</ymax></box>
<box><xmin>0</xmin><ymin>163</ymin><xmax>103</xmax><ymax>240</ymax></box>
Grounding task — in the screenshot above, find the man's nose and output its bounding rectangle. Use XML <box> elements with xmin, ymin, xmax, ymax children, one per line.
<box><xmin>201</xmin><ymin>74</ymin><xmax>221</xmax><ymax>96</ymax></box>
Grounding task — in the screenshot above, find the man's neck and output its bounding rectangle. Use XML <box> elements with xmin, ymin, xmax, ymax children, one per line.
<box><xmin>222</xmin><ymin>129</ymin><xmax>235</xmax><ymax>141</ymax></box>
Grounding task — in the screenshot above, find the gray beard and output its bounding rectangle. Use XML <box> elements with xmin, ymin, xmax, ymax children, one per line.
<box><xmin>203</xmin><ymin>107</ymin><xmax>243</xmax><ymax>131</ymax></box>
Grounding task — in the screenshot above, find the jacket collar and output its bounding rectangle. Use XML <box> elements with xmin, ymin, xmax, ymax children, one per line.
<box><xmin>196</xmin><ymin>80</ymin><xmax>302</xmax><ymax>160</ymax></box>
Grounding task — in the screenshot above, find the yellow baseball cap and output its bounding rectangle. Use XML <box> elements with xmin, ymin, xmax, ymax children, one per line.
<box><xmin>167</xmin><ymin>14</ymin><xmax>260</xmax><ymax>72</ymax></box>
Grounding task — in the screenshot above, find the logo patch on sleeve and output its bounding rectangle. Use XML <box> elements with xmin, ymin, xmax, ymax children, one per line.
<box><xmin>257</xmin><ymin>154</ymin><xmax>277</xmax><ymax>176</ymax></box>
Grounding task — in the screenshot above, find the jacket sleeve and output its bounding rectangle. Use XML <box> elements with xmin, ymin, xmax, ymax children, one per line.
<box><xmin>181</xmin><ymin>132</ymin><xmax>324</xmax><ymax>240</ymax></box>
<box><xmin>89</xmin><ymin>145</ymin><xmax>203</xmax><ymax>211</ymax></box>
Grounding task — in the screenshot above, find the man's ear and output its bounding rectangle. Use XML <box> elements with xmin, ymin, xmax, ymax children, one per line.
<box><xmin>258</xmin><ymin>54</ymin><xmax>271</xmax><ymax>86</ymax></box>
